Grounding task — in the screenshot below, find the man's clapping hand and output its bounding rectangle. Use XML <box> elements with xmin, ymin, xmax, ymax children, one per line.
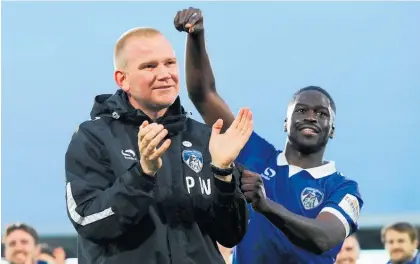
<box><xmin>138</xmin><ymin>121</ymin><xmax>172</xmax><ymax>176</ymax></box>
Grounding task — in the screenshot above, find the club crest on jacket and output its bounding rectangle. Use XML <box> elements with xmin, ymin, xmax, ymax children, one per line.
<box><xmin>182</xmin><ymin>150</ymin><xmax>203</xmax><ymax>173</ymax></box>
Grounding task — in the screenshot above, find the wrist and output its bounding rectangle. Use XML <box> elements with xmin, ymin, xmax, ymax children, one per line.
<box><xmin>187</xmin><ymin>30</ymin><xmax>206</xmax><ymax>46</ymax></box>
<box><xmin>211</xmin><ymin>162</ymin><xmax>234</xmax><ymax>180</ymax></box>
<box><xmin>211</xmin><ymin>162</ymin><xmax>233</xmax><ymax>177</ymax></box>
<box><xmin>139</xmin><ymin>162</ymin><xmax>157</xmax><ymax>177</ymax></box>
<box><xmin>210</xmin><ymin>161</ymin><xmax>232</xmax><ymax>170</ymax></box>
<box><xmin>142</xmin><ymin>169</ymin><xmax>157</xmax><ymax>177</ymax></box>
<box><xmin>257</xmin><ymin>198</ymin><xmax>271</xmax><ymax>214</ymax></box>
<box><xmin>188</xmin><ymin>29</ymin><xmax>204</xmax><ymax>38</ymax></box>
<box><xmin>215</xmin><ymin>175</ymin><xmax>232</xmax><ymax>183</ymax></box>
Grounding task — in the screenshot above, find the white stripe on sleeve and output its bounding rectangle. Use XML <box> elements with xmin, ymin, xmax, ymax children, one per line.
<box><xmin>66</xmin><ymin>183</ymin><xmax>115</xmax><ymax>226</ymax></box>
<box><xmin>320</xmin><ymin>206</ymin><xmax>350</xmax><ymax>237</ymax></box>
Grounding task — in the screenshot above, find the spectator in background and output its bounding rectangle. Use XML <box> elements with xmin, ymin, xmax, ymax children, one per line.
<box><xmin>335</xmin><ymin>234</ymin><xmax>360</xmax><ymax>264</ymax></box>
<box><xmin>382</xmin><ymin>222</ymin><xmax>420</xmax><ymax>264</ymax></box>
<box><xmin>3</xmin><ymin>223</ymin><xmax>40</xmax><ymax>264</ymax></box>
<box><xmin>37</xmin><ymin>244</ymin><xmax>66</xmax><ymax>264</ymax></box>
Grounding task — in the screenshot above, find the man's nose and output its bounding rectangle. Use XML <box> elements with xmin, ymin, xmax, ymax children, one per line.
<box><xmin>14</xmin><ymin>243</ymin><xmax>25</xmax><ymax>251</ymax></box>
<box><xmin>389</xmin><ymin>244</ymin><xmax>399</xmax><ymax>251</ymax></box>
<box><xmin>155</xmin><ymin>65</ymin><xmax>171</xmax><ymax>80</ymax></box>
<box><xmin>303</xmin><ymin>110</ymin><xmax>317</xmax><ymax>122</ymax></box>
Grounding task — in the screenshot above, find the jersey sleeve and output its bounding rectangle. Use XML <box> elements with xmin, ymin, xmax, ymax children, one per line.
<box><xmin>320</xmin><ymin>178</ymin><xmax>363</xmax><ymax>238</ymax></box>
<box><xmin>235</xmin><ymin>131</ymin><xmax>277</xmax><ymax>170</ymax></box>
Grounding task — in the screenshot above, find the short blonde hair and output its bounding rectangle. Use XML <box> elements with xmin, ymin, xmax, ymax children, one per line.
<box><xmin>113</xmin><ymin>27</ymin><xmax>162</xmax><ymax>70</ymax></box>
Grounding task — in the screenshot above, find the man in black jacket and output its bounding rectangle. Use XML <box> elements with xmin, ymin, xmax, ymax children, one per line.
<box><xmin>65</xmin><ymin>25</ymin><xmax>252</xmax><ymax>263</ymax></box>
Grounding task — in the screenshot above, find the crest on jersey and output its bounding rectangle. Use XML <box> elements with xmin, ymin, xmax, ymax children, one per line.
<box><xmin>182</xmin><ymin>150</ymin><xmax>203</xmax><ymax>173</ymax></box>
<box><xmin>301</xmin><ymin>187</ymin><xmax>324</xmax><ymax>210</ymax></box>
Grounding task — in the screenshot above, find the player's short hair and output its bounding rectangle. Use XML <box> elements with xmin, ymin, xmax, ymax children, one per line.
<box><xmin>381</xmin><ymin>222</ymin><xmax>419</xmax><ymax>243</ymax></box>
<box><xmin>113</xmin><ymin>27</ymin><xmax>163</xmax><ymax>70</ymax></box>
<box><xmin>292</xmin><ymin>86</ymin><xmax>337</xmax><ymax>114</ymax></box>
<box><xmin>3</xmin><ymin>222</ymin><xmax>39</xmax><ymax>244</ymax></box>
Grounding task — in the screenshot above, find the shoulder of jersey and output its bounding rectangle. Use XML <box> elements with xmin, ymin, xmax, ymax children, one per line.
<box><xmin>331</xmin><ymin>171</ymin><xmax>359</xmax><ymax>186</ymax></box>
<box><xmin>331</xmin><ymin>171</ymin><xmax>350</xmax><ymax>181</ymax></box>
<box><xmin>336</xmin><ymin>171</ymin><xmax>345</xmax><ymax>177</ymax></box>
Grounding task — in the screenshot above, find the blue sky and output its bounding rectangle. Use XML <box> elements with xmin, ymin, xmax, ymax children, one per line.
<box><xmin>2</xmin><ymin>1</ymin><xmax>419</xmax><ymax>235</ymax></box>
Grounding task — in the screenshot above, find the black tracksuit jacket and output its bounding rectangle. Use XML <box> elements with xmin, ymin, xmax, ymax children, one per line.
<box><xmin>65</xmin><ymin>90</ymin><xmax>248</xmax><ymax>264</ymax></box>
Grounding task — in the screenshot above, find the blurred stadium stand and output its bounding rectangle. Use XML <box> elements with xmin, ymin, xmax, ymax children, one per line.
<box><xmin>35</xmin><ymin>226</ymin><xmax>420</xmax><ymax>259</ymax></box>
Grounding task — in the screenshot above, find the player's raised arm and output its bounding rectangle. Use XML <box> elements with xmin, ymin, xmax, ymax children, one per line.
<box><xmin>174</xmin><ymin>8</ymin><xmax>235</xmax><ymax>132</ymax></box>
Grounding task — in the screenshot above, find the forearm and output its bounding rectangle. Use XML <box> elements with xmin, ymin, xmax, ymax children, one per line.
<box><xmin>260</xmin><ymin>199</ymin><xmax>341</xmax><ymax>254</ymax></box>
<box><xmin>211</xmin><ymin>178</ymin><xmax>248</xmax><ymax>247</ymax></box>
<box><xmin>186</xmin><ymin>31</ymin><xmax>216</xmax><ymax>100</ymax></box>
<box><xmin>185</xmin><ymin>31</ymin><xmax>235</xmax><ymax>130</ymax></box>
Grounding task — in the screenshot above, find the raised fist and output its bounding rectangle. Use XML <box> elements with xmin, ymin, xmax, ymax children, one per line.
<box><xmin>174</xmin><ymin>7</ymin><xmax>204</xmax><ymax>34</ymax></box>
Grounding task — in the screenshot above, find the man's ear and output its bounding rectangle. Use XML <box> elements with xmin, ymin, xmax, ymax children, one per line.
<box><xmin>329</xmin><ymin>125</ymin><xmax>335</xmax><ymax>139</ymax></box>
<box><xmin>114</xmin><ymin>70</ymin><xmax>129</xmax><ymax>92</ymax></box>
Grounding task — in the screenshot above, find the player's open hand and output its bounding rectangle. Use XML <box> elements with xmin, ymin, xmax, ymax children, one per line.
<box><xmin>174</xmin><ymin>7</ymin><xmax>204</xmax><ymax>34</ymax></box>
<box><xmin>241</xmin><ymin>170</ymin><xmax>269</xmax><ymax>212</ymax></box>
<box><xmin>209</xmin><ymin>108</ymin><xmax>253</xmax><ymax>169</ymax></box>
<box><xmin>138</xmin><ymin>121</ymin><xmax>172</xmax><ymax>176</ymax></box>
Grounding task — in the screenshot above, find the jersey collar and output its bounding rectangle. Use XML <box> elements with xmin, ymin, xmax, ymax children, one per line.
<box><xmin>276</xmin><ymin>152</ymin><xmax>337</xmax><ymax>179</ymax></box>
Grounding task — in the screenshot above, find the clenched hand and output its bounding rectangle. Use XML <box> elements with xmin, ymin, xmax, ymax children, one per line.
<box><xmin>174</xmin><ymin>7</ymin><xmax>204</xmax><ymax>34</ymax></box>
<box><xmin>240</xmin><ymin>170</ymin><xmax>269</xmax><ymax>212</ymax></box>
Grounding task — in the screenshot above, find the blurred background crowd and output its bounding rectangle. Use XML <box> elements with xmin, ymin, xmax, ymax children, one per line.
<box><xmin>1</xmin><ymin>221</ymin><xmax>419</xmax><ymax>263</ymax></box>
<box><xmin>2</xmin><ymin>1</ymin><xmax>419</xmax><ymax>264</ymax></box>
